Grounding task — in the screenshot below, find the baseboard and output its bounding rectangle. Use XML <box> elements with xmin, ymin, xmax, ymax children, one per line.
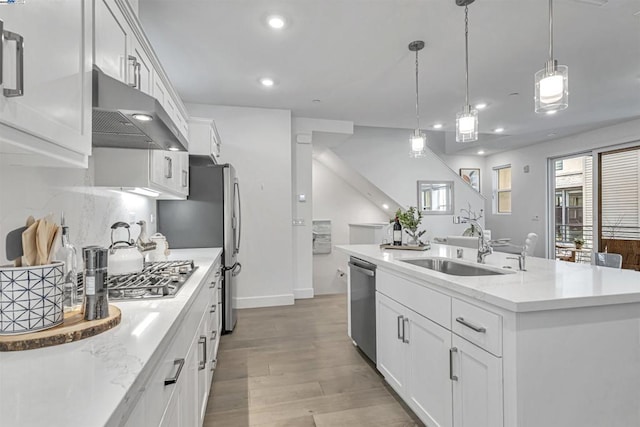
<box><xmin>293</xmin><ymin>288</ymin><xmax>314</xmax><ymax>299</ymax></box>
<box><xmin>233</xmin><ymin>294</ymin><xmax>295</xmax><ymax>309</ymax></box>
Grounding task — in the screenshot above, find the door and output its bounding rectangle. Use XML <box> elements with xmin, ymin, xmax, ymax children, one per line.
<box><xmin>375</xmin><ymin>292</ymin><xmax>407</xmax><ymax>396</ymax></box>
<box><xmin>95</xmin><ymin>0</ymin><xmax>130</xmax><ymax>84</ymax></box>
<box><xmin>0</xmin><ymin>0</ymin><xmax>91</xmax><ymax>156</ymax></box>
<box><xmin>452</xmin><ymin>335</ymin><xmax>503</xmax><ymax>427</ymax></box>
<box><xmin>197</xmin><ymin>314</ymin><xmax>209</xmax><ymax>425</ymax></box>
<box><xmin>406</xmin><ymin>312</ymin><xmax>453</xmax><ymax>427</ymax></box>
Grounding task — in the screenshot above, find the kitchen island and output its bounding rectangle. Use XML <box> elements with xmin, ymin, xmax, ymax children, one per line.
<box><xmin>0</xmin><ymin>248</ymin><xmax>222</xmax><ymax>427</ymax></box>
<box><xmin>338</xmin><ymin>243</ymin><xmax>640</xmax><ymax>427</ymax></box>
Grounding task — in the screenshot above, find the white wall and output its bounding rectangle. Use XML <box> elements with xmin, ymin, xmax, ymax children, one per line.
<box><xmin>186</xmin><ymin>103</ymin><xmax>295</xmax><ymax>308</ymax></box>
<box><xmin>312</xmin><ymin>159</ymin><xmax>389</xmax><ymax>295</ymax></box>
<box><xmin>483</xmin><ymin>118</ymin><xmax>640</xmax><ymax>258</ymax></box>
<box><xmin>0</xmin><ymin>159</ymin><xmax>156</xmax><ymax>265</ymax></box>
<box><xmin>332</xmin><ymin>126</ymin><xmax>486</xmax><ymax>240</ymax></box>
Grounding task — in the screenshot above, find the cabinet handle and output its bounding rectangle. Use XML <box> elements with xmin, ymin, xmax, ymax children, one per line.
<box><xmin>209</xmin><ymin>281</ymin><xmax>216</xmax><ymax>289</ymax></box>
<box><xmin>135</xmin><ymin>61</ymin><xmax>141</xmax><ymax>90</ymax></box>
<box><xmin>210</xmin><ymin>358</ymin><xmax>217</xmax><ymax>372</ymax></box>
<box><xmin>164</xmin><ymin>358</ymin><xmax>185</xmax><ymax>386</ymax></box>
<box><xmin>164</xmin><ymin>156</ymin><xmax>173</xmax><ymax>179</ymax></box>
<box><xmin>455</xmin><ymin>317</ymin><xmax>486</xmax><ymax>333</ymax></box>
<box><xmin>182</xmin><ymin>170</ymin><xmax>188</xmax><ymax>187</ymax></box>
<box><xmin>449</xmin><ymin>347</ymin><xmax>459</xmax><ymax>381</ymax></box>
<box><xmin>127</xmin><ymin>55</ymin><xmax>138</xmax><ymax>88</ymax></box>
<box><xmin>3</xmin><ymin>29</ymin><xmax>24</xmax><ymax>97</ymax></box>
<box><xmin>402</xmin><ymin>318</ymin><xmax>410</xmax><ymax>344</ymax></box>
<box><xmin>198</xmin><ymin>336</ymin><xmax>207</xmax><ymax>370</ymax></box>
<box><xmin>211</xmin><ymin>330</ymin><xmax>217</xmax><ymax>340</ymax></box>
<box><xmin>397</xmin><ymin>315</ymin><xmax>403</xmax><ymax>340</ymax></box>
<box><xmin>210</xmin><ymin>304</ymin><xmax>216</xmax><ymax>313</ymax></box>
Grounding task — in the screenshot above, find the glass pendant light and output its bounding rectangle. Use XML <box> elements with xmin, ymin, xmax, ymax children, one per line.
<box><xmin>409</xmin><ymin>40</ymin><xmax>426</xmax><ymax>158</ymax></box>
<box><xmin>535</xmin><ymin>0</ymin><xmax>568</xmax><ymax>113</ymax></box>
<box><xmin>456</xmin><ymin>1</ymin><xmax>478</xmax><ymax>143</ymax></box>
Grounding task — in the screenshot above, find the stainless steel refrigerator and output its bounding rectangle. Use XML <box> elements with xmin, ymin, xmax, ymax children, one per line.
<box><xmin>157</xmin><ymin>161</ymin><xmax>242</xmax><ymax>333</ymax></box>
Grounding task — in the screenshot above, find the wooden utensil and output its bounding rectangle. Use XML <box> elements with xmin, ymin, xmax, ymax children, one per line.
<box><xmin>21</xmin><ymin>220</ymin><xmax>39</xmax><ymax>266</ymax></box>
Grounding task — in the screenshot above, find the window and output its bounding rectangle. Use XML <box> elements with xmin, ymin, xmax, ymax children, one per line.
<box><xmin>493</xmin><ymin>165</ymin><xmax>511</xmax><ymax>214</ymax></box>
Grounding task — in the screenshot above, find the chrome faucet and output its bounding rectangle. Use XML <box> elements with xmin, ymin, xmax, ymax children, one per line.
<box><xmin>507</xmin><ymin>247</ymin><xmax>527</xmax><ymax>271</ymax></box>
<box><xmin>460</xmin><ymin>218</ymin><xmax>492</xmax><ymax>264</ymax></box>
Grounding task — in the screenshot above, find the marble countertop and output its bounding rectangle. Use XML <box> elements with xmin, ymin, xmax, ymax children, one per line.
<box><xmin>0</xmin><ymin>247</ymin><xmax>222</xmax><ymax>427</ymax></box>
<box><xmin>337</xmin><ymin>244</ymin><xmax>640</xmax><ymax>312</ymax></box>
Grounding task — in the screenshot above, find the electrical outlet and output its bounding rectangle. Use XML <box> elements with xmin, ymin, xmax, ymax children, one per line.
<box><xmin>292</xmin><ymin>219</ymin><xmax>305</xmax><ymax>226</ymax></box>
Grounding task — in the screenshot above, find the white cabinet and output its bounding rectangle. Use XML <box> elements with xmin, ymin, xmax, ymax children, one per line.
<box><xmin>93</xmin><ymin>147</ymin><xmax>189</xmax><ymax>199</ymax></box>
<box><xmin>94</xmin><ymin>0</ymin><xmax>131</xmax><ymax>84</ymax></box>
<box><xmin>376</xmin><ymin>291</ymin><xmax>453</xmax><ymax>427</ymax></box>
<box><xmin>377</xmin><ymin>270</ymin><xmax>503</xmax><ymax>427</ymax></box>
<box><xmin>189</xmin><ymin>117</ymin><xmax>221</xmax><ymax>162</ymax></box>
<box><xmin>452</xmin><ymin>335</ymin><xmax>503</xmax><ymax>427</ymax></box>
<box><xmin>376</xmin><ymin>292</ymin><xmax>407</xmax><ymax>394</ymax></box>
<box><xmin>0</xmin><ymin>0</ymin><xmax>92</xmax><ymax>168</ymax></box>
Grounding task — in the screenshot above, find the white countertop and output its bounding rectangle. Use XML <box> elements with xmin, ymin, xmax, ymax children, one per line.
<box><xmin>0</xmin><ymin>248</ymin><xmax>222</xmax><ymax>427</ymax></box>
<box><xmin>337</xmin><ymin>244</ymin><xmax>640</xmax><ymax>312</ymax></box>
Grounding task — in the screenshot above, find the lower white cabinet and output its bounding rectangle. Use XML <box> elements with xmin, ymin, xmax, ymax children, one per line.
<box><xmin>377</xmin><ymin>291</ymin><xmax>453</xmax><ymax>427</ymax></box>
<box><xmin>377</xmin><ymin>277</ymin><xmax>503</xmax><ymax>427</ymax></box>
<box><xmin>452</xmin><ymin>334</ymin><xmax>503</xmax><ymax>427</ymax></box>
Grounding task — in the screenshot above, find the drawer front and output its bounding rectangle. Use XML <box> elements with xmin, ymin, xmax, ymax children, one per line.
<box><xmin>377</xmin><ymin>269</ymin><xmax>451</xmax><ymax>330</ymax></box>
<box><xmin>452</xmin><ymin>299</ymin><xmax>502</xmax><ymax>356</ymax></box>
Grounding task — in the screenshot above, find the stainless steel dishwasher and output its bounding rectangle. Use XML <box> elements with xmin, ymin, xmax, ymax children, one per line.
<box><xmin>348</xmin><ymin>256</ymin><xmax>376</xmax><ymax>363</ymax></box>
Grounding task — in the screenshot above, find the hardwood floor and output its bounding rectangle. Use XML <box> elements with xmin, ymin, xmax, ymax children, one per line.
<box><xmin>203</xmin><ymin>294</ymin><xmax>424</xmax><ymax>427</ymax></box>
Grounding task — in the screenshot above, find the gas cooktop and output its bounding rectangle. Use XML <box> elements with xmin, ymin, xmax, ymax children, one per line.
<box><xmin>78</xmin><ymin>260</ymin><xmax>197</xmax><ymax>300</ymax></box>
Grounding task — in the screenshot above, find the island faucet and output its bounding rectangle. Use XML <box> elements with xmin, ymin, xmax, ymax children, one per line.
<box><xmin>456</xmin><ymin>218</ymin><xmax>492</xmax><ymax>264</ymax></box>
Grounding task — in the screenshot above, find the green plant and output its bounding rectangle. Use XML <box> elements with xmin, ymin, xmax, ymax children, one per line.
<box><xmin>393</xmin><ymin>207</ymin><xmax>426</xmax><ymax>245</ymax></box>
<box><xmin>574</xmin><ymin>237</ymin><xmax>584</xmax><ymax>246</ymax></box>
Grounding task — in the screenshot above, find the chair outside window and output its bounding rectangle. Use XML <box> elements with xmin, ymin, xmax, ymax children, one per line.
<box><xmin>594</xmin><ymin>252</ymin><xmax>623</xmax><ymax>269</ymax></box>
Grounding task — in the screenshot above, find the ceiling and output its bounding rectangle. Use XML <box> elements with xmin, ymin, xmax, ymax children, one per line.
<box><xmin>138</xmin><ymin>0</ymin><xmax>640</xmax><ymax>156</ymax></box>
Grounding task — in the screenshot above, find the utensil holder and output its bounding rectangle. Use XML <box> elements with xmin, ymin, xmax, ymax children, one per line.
<box><xmin>0</xmin><ymin>262</ymin><xmax>64</xmax><ymax>335</ymax></box>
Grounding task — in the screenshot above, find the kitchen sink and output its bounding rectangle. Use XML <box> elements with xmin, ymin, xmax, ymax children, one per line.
<box><xmin>399</xmin><ymin>258</ymin><xmax>512</xmax><ymax>276</ymax></box>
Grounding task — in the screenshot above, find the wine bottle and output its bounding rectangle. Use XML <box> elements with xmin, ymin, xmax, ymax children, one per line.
<box><xmin>393</xmin><ymin>216</ymin><xmax>402</xmax><ymax>246</ymax></box>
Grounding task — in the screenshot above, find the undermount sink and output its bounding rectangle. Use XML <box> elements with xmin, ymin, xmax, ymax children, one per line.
<box><xmin>400</xmin><ymin>258</ymin><xmax>512</xmax><ymax>276</ymax></box>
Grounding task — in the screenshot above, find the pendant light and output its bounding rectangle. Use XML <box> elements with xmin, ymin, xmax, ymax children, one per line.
<box><xmin>409</xmin><ymin>40</ymin><xmax>426</xmax><ymax>158</ymax></box>
<box><xmin>456</xmin><ymin>0</ymin><xmax>478</xmax><ymax>143</ymax></box>
<box><xmin>535</xmin><ymin>0</ymin><xmax>568</xmax><ymax>113</ymax></box>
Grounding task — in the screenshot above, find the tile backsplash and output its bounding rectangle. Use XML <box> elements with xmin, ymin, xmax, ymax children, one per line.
<box><xmin>0</xmin><ymin>157</ymin><xmax>156</xmax><ymax>265</ymax></box>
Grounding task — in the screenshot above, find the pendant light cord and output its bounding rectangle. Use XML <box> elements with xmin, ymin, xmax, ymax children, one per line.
<box><xmin>464</xmin><ymin>5</ymin><xmax>470</xmax><ymax>106</ymax></box>
<box><xmin>415</xmin><ymin>49</ymin><xmax>420</xmax><ymax>130</ymax></box>
<box><xmin>548</xmin><ymin>0</ymin><xmax>554</xmax><ymax>60</ymax></box>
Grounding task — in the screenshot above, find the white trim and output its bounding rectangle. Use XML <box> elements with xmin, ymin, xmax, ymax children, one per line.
<box><xmin>233</xmin><ymin>294</ymin><xmax>295</xmax><ymax>309</ymax></box>
<box><xmin>293</xmin><ymin>288</ymin><xmax>314</xmax><ymax>299</ymax></box>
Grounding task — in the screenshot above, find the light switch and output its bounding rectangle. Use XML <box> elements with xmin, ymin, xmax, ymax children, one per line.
<box><xmin>298</xmin><ymin>194</ymin><xmax>306</xmax><ymax>203</ymax></box>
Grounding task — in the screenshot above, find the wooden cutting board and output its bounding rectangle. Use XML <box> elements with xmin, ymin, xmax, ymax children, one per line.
<box><xmin>0</xmin><ymin>305</ymin><xmax>121</xmax><ymax>351</ymax></box>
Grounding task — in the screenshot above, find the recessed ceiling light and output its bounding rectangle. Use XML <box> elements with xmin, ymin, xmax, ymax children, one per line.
<box><xmin>433</xmin><ymin>123</ymin><xmax>443</xmax><ymax>129</ymax></box>
<box><xmin>382</xmin><ymin>203</ymin><xmax>389</xmax><ymax>210</ymax></box>
<box><xmin>259</xmin><ymin>77</ymin><xmax>275</xmax><ymax>87</ymax></box>
<box><xmin>132</xmin><ymin>113</ymin><xmax>153</xmax><ymax>122</ymax></box>
<box><xmin>477</xmin><ymin>150</ymin><xmax>485</xmax><ymax>155</ymax></box>
<box><xmin>494</xmin><ymin>127</ymin><xmax>505</xmax><ymax>133</ymax></box>
<box><xmin>267</xmin><ymin>15</ymin><xmax>286</xmax><ymax>29</ymax></box>
<box><xmin>546</xmin><ymin>110</ymin><xmax>557</xmax><ymax>115</ymax></box>
<box><xmin>312</xmin><ymin>99</ymin><xmax>321</xmax><ymax>103</ymax></box>
<box><xmin>508</xmin><ymin>92</ymin><xmax>520</xmax><ymax>97</ymax></box>
<box><xmin>475</xmin><ymin>102</ymin><xmax>488</xmax><ymax>110</ymax></box>
<box><xmin>168</xmin><ymin>147</ymin><xmax>180</xmax><ymax>151</ymax></box>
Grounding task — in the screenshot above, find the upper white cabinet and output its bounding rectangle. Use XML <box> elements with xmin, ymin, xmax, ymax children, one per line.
<box><xmin>94</xmin><ymin>0</ymin><xmax>190</xmax><ymax>143</ymax></box>
<box><xmin>0</xmin><ymin>0</ymin><xmax>92</xmax><ymax>168</ymax></box>
<box><xmin>189</xmin><ymin>117</ymin><xmax>221</xmax><ymax>162</ymax></box>
<box><xmin>93</xmin><ymin>147</ymin><xmax>189</xmax><ymax>199</ymax></box>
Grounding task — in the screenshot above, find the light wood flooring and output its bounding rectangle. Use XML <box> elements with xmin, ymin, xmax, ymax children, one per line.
<box><xmin>203</xmin><ymin>294</ymin><xmax>424</xmax><ymax>427</ymax></box>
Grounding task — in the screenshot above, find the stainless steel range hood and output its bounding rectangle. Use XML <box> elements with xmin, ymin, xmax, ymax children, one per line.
<box><xmin>92</xmin><ymin>68</ymin><xmax>188</xmax><ymax>151</ymax></box>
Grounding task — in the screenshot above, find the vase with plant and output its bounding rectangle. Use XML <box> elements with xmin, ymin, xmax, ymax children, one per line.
<box><xmin>392</xmin><ymin>207</ymin><xmax>426</xmax><ymax>246</ymax></box>
<box><xmin>574</xmin><ymin>237</ymin><xmax>584</xmax><ymax>249</ymax></box>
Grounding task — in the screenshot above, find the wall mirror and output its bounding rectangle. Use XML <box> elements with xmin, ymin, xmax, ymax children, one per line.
<box><xmin>417</xmin><ymin>180</ymin><xmax>454</xmax><ymax>215</ymax></box>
